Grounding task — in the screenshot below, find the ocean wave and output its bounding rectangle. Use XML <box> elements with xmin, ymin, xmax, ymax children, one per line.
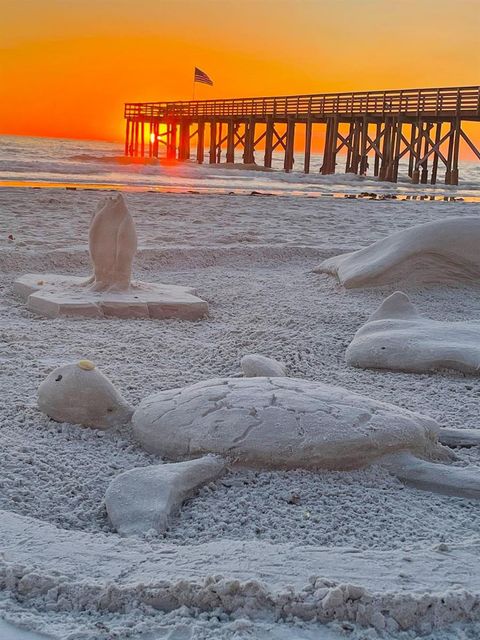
<box><xmin>1</xmin><ymin>135</ymin><xmax>479</xmax><ymax>198</ymax></box>
<box><xmin>67</xmin><ymin>154</ymin><xmax>161</xmax><ymax>165</ymax></box>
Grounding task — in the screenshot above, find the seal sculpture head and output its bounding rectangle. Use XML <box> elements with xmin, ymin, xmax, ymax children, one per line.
<box><xmin>88</xmin><ymin>193</ymin><xmax>137</xmax><ymax>292</ymax></box>
<box><xmin>38</xmin><ymin>360</ymin><xmax>134</xmax><ymax>429</ymax></box>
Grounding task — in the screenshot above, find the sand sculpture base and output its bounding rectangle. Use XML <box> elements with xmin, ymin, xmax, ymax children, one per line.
<box><xmin>14</xmin><ymin>274</ymin><xmax>209</xmax><ymax>320</ymax></box>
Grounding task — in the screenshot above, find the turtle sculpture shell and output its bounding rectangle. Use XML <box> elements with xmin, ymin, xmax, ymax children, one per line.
<box><xmin>132</xmin><ymin>377</ymin><xmax>444</xmax><ymax>470</ymax></box>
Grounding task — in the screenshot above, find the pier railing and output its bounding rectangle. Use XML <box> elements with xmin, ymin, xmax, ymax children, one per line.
<box><xmin>125</xmin><ymin>86</ymin><xmax>480</xmax><ymax>120</ymax></box>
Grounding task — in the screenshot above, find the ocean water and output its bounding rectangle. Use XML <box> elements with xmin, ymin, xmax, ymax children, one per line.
<box><xmin>0</xmin><ymin>134</ymin><xmax>479</xmax><ymax>199</ymax></box>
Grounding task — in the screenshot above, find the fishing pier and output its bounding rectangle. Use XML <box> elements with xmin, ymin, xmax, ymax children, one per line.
<box><xmin>124</xmin><ymin>86</ymin><xmax>480</xmax><ymax>185</ymax></box>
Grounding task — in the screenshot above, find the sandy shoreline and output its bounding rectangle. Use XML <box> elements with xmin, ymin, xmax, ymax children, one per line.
<box><xmin>1</xmin><ymin>187</ymin><xmax>480</xmax><ymax>638</ymax></box>
<box><xmin>0</xmin><ymin>180</ymin><xmax>475</xmax><ymax>203</ymax></box>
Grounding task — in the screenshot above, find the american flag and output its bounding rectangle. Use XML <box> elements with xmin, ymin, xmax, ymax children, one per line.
<box><xmin>194</xmin><ymin>67</ymin><xmax>213</xmax><ymax>86</ymax></box>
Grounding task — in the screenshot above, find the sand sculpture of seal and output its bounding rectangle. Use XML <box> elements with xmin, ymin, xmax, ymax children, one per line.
<box><xmin>14</xmin><ymin>193</ymin><xmax>209</xmax><ymax>320</ymax></box>
<box><xmin>37</xmin><ymin>357</ymin><xmax>480</xmax><ymax>535</ymax></box>
<box><xmin>346</xmin><ymin>291</ymin><xmax>480</xmax><ymax>375</ymax></box>
<box><xmin>315</xmin><ymin>217</ymin><xmax>480</xmax><ymax>288</ymax></box>
<box><xmin>86</xmin><ymin>194</ymin><xmax>138</xmax><ymax>292</ymax></box>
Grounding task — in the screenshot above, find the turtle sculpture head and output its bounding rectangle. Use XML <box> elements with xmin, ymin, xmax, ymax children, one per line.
<box><xmin>88</xmin><ymin>193</ymin><xmax>137</xmax><ymax>292</ymax></box>
<box><xmin>38</xmin><ymin>360</ymin><xmax>133</xmax><ymax>429</ymax></box>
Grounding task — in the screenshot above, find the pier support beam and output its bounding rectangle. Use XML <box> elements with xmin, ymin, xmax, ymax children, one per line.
<box><xmin>134</xmin><ymin>122</ymin><xmax>139</xmax><ymax>157</ymax></box>
<box><xmin>148</xmin><ymin>122</ymin><xmax>153</xmax><ymax>158</ymax></box>
<box><xmin>153</xmin><ymin>123</ymin><xmax>159</xmax><ymax>158</ymax></box>
<box><xmin>304</xmin><ymin>119</ymin><xmax>312</xmax><ymax>174</ymax></box>
<box><xmin>345</xmin><ymin>122</ymin><xmax>355</xmax><ymax>173</ymax></box>
<box><xmin>166</xmin><ymin>123</ymin><xmax>177</xmax><ymax>160</ymax></box>
<box><xmin>359</xmin><ymin>118</ymin><xmax>369</xmax><ymax>176</ymax></box>
<box><xmin>391</xmin><ymin>119</ymin><xmax>402</xmax><ymax>182</ymax></box>
<box><xmin>420</xmin><ymin>123</ymin><xmax>432</xmax><ymax>184</ymax></box>
<box><xmin>321</xmin><ymin>117</ymin><xmax>338</xmax><ymax>175</ymax></box>
<box><xmin>196</xmin><ymin>121</ymin><xmax>205</xmax><ymax>164</ymax></box>
<box><xmin>430</xmin><ymin>123</ymin><xmax>442</xmax><ymax>184</ymax></box>
<box><xmin>264</xmin><ymin>117</ymin><xmax>274</xmax><ymax>168</ymax></box>
<box><xmin>226</xmin><ymin>121</ymin><xmax>235</xmax><ymax>163</ymax></box>
<box><xmin>379</xmin><ymin>117</ymin><xmax>393</xmax><ymax>181</ymax></box>
<box><xmin>209</xmin><ymin>121</ymin><xmax>217</xmax><ymax>164</ymax></box>
<box><xmin>450</xmin><ymin>119</ymin><xmax>461</xmax><ymax>185</ymax></box>
<box><xmin>373</xmin><ymin>123</ymin><xmax>382</xmax><ymax>177</ymax></box>
<box><xmin>244</xmin><ymin>118</ymin><xmax>256</xmax><ymax>164</ymax></box>
<box><xmin>284</xmin><ymin>118</ymin><xmax>295</xmax><ymax>172</ymax></box>
<box><xmin>216</xmin><ymin>123</ymin><xmax>223</xmax><ymax>163</ymax></box>
<box><xmin>351</xmin><ymin>119</ymin><xmax>361</xmax><ymax>174</ymax></box>
<box><xmin>178</xmin><ymin>122</ymin><xmax>190</xmax><ymax>160</ymax></box>
<box><xmin>408</xmin><ymin>124</ymin><xmax>416</xmax><ymax>177</ymax></box>
<box><xmin>125</xmin><ymin>120</ymin><xmax>131</xmax><ymax>156</ymax></box>
<box><xmin>412</xmin><ymin>120</ymin><xmax>424</xmax><ymax>184</ymax></box>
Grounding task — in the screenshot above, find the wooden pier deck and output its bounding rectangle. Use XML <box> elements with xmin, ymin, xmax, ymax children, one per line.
<box><xmin>124</xmin><ymin>86</ymin><xmax>480</xmax><ymax>185</ymax></box>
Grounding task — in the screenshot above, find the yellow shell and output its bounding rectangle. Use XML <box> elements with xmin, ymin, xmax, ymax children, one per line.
<box><xmin>78</xmin><ymin>359</ymin><xmax>96</xmax><ymax>371</ymax></box>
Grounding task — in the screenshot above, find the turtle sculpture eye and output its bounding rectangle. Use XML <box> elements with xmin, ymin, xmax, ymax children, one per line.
<box><xmin>55</xmin><ymin>375</ymin><xmax>63</xmax><ymax>381</ymax></box>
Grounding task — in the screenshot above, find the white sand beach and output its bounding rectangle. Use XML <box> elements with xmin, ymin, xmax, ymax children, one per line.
<box><xmin>0</xmin><ymin>173</ymin><xmax>480</xmax><ymax>639</ymax></box>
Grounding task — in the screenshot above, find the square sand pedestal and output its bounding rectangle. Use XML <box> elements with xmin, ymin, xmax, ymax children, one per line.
<box><xmin>14</xmin><ymin>274</ymin><xmax>209</xmax><ymax>320</ymax></box>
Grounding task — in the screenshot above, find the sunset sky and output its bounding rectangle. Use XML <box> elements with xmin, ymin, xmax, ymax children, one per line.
<box><xmin>1</xmin><ymin>0</ymin><xmax>479</xmax><ymax>143</ymax></box>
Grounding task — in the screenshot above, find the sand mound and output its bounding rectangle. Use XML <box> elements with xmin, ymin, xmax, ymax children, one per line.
<box><xmin>346</xmin><ymin>291</ymin><xmax>480</xmax><ymax>374</ymax></box>
<box><xmin>316</xmin><ymin>217</ymin><xmax>480</xmax><ymax>288</ymax></box>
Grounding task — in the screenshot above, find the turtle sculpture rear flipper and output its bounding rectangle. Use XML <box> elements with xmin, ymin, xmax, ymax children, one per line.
<box><xmin>381</xmin><ymin>452</ymin><xmax>480</xmax><ymax>499</ymax></box>
<box><xmin>438</xmin><ymin>428</ymin><xmax>480</xmax><ymax>448</ymax></box>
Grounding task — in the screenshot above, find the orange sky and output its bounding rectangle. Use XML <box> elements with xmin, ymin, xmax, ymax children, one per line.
<box><xmin>1</xmin><ymin>0</ymin><xmax>479</xmax><ymax>152</ymax></box>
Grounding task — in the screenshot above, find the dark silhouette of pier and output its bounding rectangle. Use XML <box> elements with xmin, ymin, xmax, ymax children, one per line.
<box><xmin>124</xmin><ymin>86</ymin><xmax>480</xmax><ymax>185</ymax></box>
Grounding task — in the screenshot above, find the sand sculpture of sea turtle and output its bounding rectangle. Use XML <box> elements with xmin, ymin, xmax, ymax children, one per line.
<box><xmin>37</xmin><ymin>358</ymin><xmax>480</xmax><ymax>536</ymax></box>
<box><xmin>14</xmin><ymin>193</ymin><xmax>208</xmax><ymax>320</ymax></box>
<box><xmin>314</xmin><ymin>217</ymin><xmax>480</xmax><ymax>288</ymax></box>
<box><xmin>346</xmin><ymin>291</ymin><xmax>480</xmax><ymax>375</ymax></box>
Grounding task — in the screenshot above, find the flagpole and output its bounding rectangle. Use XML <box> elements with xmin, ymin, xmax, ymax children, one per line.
<box><xmin>192</xmin><ymin>70</ymin><xmax>196</xmax><ymax>101</ymax></box>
